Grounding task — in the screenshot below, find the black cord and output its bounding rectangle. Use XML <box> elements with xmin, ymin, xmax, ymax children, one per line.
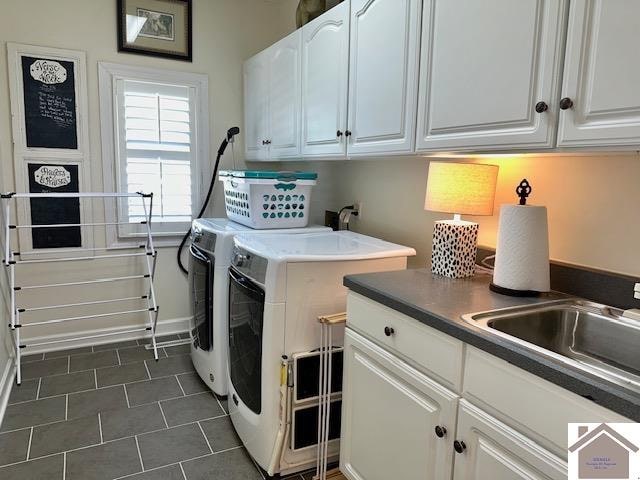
<box><xmin>176</xmin><ymin>142</ymin><xmax>226</xmax><ymax>275</ymax></box>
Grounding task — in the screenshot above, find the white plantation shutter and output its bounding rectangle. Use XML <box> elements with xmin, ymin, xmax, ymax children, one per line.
<box><xmin>116</xmin><ymin>79</ymin><xmax>195</xmax><ymax>230</ymax></box>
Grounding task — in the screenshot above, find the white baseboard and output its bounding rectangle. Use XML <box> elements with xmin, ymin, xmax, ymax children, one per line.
<box><xmin>0</xmin><ymin>358</ymin><xmax>15</xmax><ymax>428</ymax></box>
<box><xmin>21</xmin><ymin>316</ymin><xmax>191</xmax><ymax>354</ymax></box>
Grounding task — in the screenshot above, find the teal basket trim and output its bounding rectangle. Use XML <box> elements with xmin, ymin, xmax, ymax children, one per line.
<box><xmin>219</xmin><ymin>170</ymin><xmax>317</xmax><ymax>181</ymax></box>
<box><xmin>275</xmin><ymin>183</ymin><xmax>296</xmax><ymax>191</ymax></box>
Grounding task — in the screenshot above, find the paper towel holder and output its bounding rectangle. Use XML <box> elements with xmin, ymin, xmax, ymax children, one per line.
<box><xmin>516</xmin><ymin>179</ymin><xmax>532</xmax><ymax>205</ymax></box>
<box><xmin>489</xmin><ymin>282</ymin><xmax>542</xmax><ymax>297</ymax></box>
<box><xmin>490</xmin><ymin>178</ymin><xmax>548</xmax><ymax>298</ymax></box>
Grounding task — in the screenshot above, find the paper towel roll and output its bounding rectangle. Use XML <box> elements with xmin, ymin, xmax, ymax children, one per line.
<box><xmin>492</xmin><ymin>204</ymin><xmax>550</xmax><ymax>293</ymax></box>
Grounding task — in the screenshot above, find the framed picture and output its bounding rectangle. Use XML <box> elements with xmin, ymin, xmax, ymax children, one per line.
<box><xmin>117</xmin><ymin>0</ymin><xmax>192</xmax><ymax>61</ymax></box>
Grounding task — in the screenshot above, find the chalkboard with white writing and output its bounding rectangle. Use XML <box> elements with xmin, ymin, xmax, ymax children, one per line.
<box><xmin>28</xmin><ymin>163</ymin><xmax>81</xmax><ymax>249</ymax></box>
<box><xmin>21</xmin><ymin>56</ymin><xmax>78</xmax><ymax>149</ymax></box>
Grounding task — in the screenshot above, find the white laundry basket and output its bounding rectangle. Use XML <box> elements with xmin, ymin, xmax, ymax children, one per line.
<box><xmin>219</xmin><ymin>170</ymin><xmax>317</xmax><ymax>229</ymax></box>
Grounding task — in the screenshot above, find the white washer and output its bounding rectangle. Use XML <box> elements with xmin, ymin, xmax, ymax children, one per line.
<box><xmin>188</xmin><ymin>218</ymin><xmax>330</xmax><ymax>396</ymax></box>
<box><xmin>226</xmin><ymin>231</ymin><xmax>416</xmax><ymax>476</ymax></box>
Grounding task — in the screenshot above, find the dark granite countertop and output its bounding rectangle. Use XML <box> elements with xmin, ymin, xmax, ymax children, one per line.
<box><xmin>343</xmin><ymin>268</ymin><xmax>640</xmax><ymax>421</ymax></box>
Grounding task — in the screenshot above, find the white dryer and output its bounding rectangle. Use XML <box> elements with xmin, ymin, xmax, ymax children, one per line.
<box><xmin>188</xmin><ymin>219</ymin><xmax>330</xmax><ymax>395</ymax></box>
<box><xmin>226</xmin><ymin>231</ymin><xmax>416</xmax><ymax>476</ymax></box>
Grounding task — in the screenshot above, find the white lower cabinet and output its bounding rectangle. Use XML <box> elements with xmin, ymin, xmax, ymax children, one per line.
<box><xmin>452</xmin><ymin>401</ymin><xmax>566</xmax><ymax>480</ymax></box>
<box><xmin>340</xmin><ymin>329</ymin><xmax>458</xmax><ymax>480</ymax></box>
<box><xmin>339</xmin><ymin>293</ymin><xmax>631</xmax><ymax>480</ymax></box>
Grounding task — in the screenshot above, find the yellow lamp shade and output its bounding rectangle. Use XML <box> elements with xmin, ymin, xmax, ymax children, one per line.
<box><xmin>425</xmin><ymin>162</ymin><xmax>499</xmax><ymax>216</ymax></box>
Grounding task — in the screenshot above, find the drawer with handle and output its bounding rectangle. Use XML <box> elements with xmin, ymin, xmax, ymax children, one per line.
<box><xmin>346</xmin><ymin>292</ymin><xmax>464</xmax><ymax>392</ymax></box>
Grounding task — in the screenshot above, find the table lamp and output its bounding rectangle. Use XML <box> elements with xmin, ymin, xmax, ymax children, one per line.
<box><xmin>425</xmin><ymin>162</ymin><xmax>499</xmax><ymax>278</ymax></box>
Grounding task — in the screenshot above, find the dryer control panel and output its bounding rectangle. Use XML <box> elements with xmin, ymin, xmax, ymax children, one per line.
<box><xmin>231</xmin><ymin>246</ymin><xmax>267</xmax><ymax>286</ymax></box>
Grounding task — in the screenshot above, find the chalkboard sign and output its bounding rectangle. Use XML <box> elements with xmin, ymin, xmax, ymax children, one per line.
<box><xmin>21</xmin><ymin>56</ymin><xmax>78</xmax><ymax>149</ymax></box>
<box><xmin>28</xmin><ymin>164</ymin><xmax>81</xmax><ymax>249</ymax></box>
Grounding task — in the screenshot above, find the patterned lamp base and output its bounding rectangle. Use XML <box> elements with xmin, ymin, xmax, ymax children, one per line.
<box><xmin>431</xmin><ymin>220</ymin><xmax>479</xmax><ymax>278</ymax></box>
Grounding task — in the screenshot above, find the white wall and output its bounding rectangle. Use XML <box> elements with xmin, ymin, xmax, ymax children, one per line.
<box><xmin>0</xmin><ymin>0</ymin><xmax>299</xmax><ymax>346</ymax></box>
<box><xmin>329</xmin><ymin>154</ymin><xmax>640</xmax><ymax>277</ymax></box>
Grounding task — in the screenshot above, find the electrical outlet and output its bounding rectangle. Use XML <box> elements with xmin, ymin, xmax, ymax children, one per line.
<box><xmin>353</xmin><ymin>201</ymin><xmax>363</xmax><ymax>219</ymax></box>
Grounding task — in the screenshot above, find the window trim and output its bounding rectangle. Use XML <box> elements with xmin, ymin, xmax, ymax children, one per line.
<box><xmin>98</xmin><ymin>62</ymin><xmax>209</xmax><ymax>248</ymax></box>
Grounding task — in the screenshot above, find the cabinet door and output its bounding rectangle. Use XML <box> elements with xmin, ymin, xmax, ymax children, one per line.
<box><xmin>340</xmin><ymin>329</ymin><xmax>458</xmax><ymax>480</ymax></box>
<box><xmin>416</xmin><ymin>0</ymin><xmax>567</xmax><ymax>152</ymax></box>
<box><xmin>301</xmin><ymin>1</ymin><xmax>350</xmax><ymax>158</ymax></box>
<box><xmin>268</xmin><ymin>30</ymin><xmax>302</xmax><ymax>159</ymax></box>
<box><xmin>452</xmin><ymin>400</ymin><xmax>566</xmax><ymax>480</ymax></box>
<box><xmin>558</xmin><ymin>0</ymin><xmax>640</xmax><ymax>147</ymax></box>
<box><xmin>244</xmin><ymin>50</ymin><xmax>269</xmax><ymax>161</ymax></box>
<box><xmin>346</xmin><ymin>0</ymin><xmax>421</xmax><ymax>156</ymax></box>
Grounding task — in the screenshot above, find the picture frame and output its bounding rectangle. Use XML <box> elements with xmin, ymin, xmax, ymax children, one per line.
<box><xmin>117</xmin><ymin>0</ymin><xmax>192</xmax><ymax>62</ymax></box>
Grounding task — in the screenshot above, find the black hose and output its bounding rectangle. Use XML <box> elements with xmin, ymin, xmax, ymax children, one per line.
<box><xmin>177</xmin><ymin>127</ymin><xmax>240</xmax><ymax>275</ymax></box>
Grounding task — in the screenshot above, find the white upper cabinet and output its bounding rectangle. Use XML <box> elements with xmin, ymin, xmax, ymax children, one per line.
<box><xmin>244</xmin><ymin>50</ymin><xmax>269</xmax><ymax>161</ymax></box>
<box><xmin>346</xmin><ymin>0</ymin><xmax>421</xmax><ymax>156</ymax></box>
<box><xmin>268</xmin><ymin>30</ymin><xmax>302</xmax><ymax>159</ymax></box>
<box><xmin>416</xmin><ymin>0</ymin><xmax>567</xmax><ymax>152</ymax></box>
<box><xmin>301</xmin><ymin>1</ymin><xmax>350</xmax><ymax>158</ymax></box>
<box><xmin>244</xmin><ymin>31</ymin><xmax>301</xmax><ymax>161</ymax></box>
<box><xmin>558</xmin><ymin>0</ymin><xmax>640</xmax><ymax>147</ymax></box>
<box><xmin>452</xmin><ymin>401</ymin><xmax>567</xmax><ymax>480</ymax></box>
<box><xmin>340</xmin><ymin>329</ymin><xmax>458</xmax><ymax>480</ymax></box>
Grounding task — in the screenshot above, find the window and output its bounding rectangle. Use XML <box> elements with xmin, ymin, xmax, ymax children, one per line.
<box><xmin>118</xmin><ymin>80</ymin><xmax>193</xmax><ymax>224</ymax></box>
<box><xmin>99</xmin><ymin>63</ymin><xmax>209</xmax><ymax>245</ymax></box>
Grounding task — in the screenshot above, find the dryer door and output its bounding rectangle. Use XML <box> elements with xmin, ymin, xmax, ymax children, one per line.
<box><xmin>189</xmin><ymin>244</ymin><xmax>213</xmax><ymax>351</ymax></box>
<box><xmin>228</xmin><ymin>267</ymin><xmax>265</xmax><ymax>415</ymax></box>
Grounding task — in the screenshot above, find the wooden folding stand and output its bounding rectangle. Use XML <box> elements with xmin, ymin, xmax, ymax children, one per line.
<box><xmin>315</xmin><ymin>312</ymin><xmax>348</xmax><ymax>480</ymax></box>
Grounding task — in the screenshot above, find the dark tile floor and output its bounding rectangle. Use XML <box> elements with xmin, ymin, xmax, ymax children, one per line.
<box><xmin>0</xmin><ymin>334</ymin><xmax>315</xmax><ymax>480</ymax></box>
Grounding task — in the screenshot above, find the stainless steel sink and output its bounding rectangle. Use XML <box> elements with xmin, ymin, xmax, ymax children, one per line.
<box><xmin>462</xmin><ymin>299</ymin><xmax>640</xmax><ymax>393</ymax></box>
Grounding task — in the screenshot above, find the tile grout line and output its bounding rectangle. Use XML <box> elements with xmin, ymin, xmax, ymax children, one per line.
<box><xmin>0</xmin><ymin>450</ymin><xmax>62</xmax><ymax>469</ymax></box>
<box><xmin>98</xmin><ymin>412</ymin><xmax>103</xmax><ymax>443</ymax></box>
<box><xmin>35</xmin><ymin>377</ymin><xmax>42</xmax><ymax>400</ymax></box>
<box><xmin>197</xmin><ymin>421</ymin><xmax>214</xmax><ymax>454</ymax></box>
<box><xmin>1</xmin><ymin>390</ymin><xmax>213</xmax><ymax>434</ymax></box>
<box><xmin>62</xmin><ymin>451</ymin><xmax>66</xmax><ymax>480</ymax></box>
<box><xmin>179</xmin><ymin>462</ymin><xmax>188</xmax><ymax>480</ymax></box>
<box><xmin>113</xmin><ymin>460</ymin><xmax>187</xmax><ymax>480</ymax></box>
<box><xmin>134</xmin><ymin>435</ymin><xmax>145</xmax><ymax>472</ymax></box>
<box><xmin>123</xmin><ymin>383</ymin><xmax>131</xmax><ymax>408</ymax></box>
<box><xmin>67</xmin><ymin>355</ymin><xmax>70</xmax><ymax>374</ymax></box>
<box><xmin>158</xmin><ymin>401</ymin><xmax>169</xmax><ymax>428</ymax></box>
<box><xmin>175</xmin><ymin>374</ymin><xmax>186</xmax><ymax>396</ymax></box>
<box><xmin>115</xmin><ymin>348</ymin><xmax>122</xmax><ymax>366</ymax></box>
<box><xmin>14</xmin><ymin>354</ymin><xmax>193</xmax><ymax>383</ymax></box>
<box><xmin>0</xmin><ymin>420</ymin><xmax>239</xmax><ymax>472</ymax></box>
<box><xmin>142</xmin><ymin>360</ymin><xmax>152</xmax><ymax>381</ymax></box>
<box><xmin>214</xmin><ymin>395</ymin><xmax>226</xmax><ymax>415</ymax></box>
<box><xmin>25</xmin><ymin>426</ymin><xmax>33</xmax><ymax>461</ymax></box>
<box><xmin>94</xmin><ymin>369</ymin><xmax>98</xmax><ymax>389</ymax></box>
<box><xmin>65</xmin><ymin>394</ymin><xmax>68</xmax><ymax>420</ymax></box>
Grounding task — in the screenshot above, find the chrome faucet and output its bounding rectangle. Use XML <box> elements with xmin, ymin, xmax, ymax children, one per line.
<box><xmin>622</xmin><ymin>282</ymin><xmax>640</xmax><ymax>321</ymax></box>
